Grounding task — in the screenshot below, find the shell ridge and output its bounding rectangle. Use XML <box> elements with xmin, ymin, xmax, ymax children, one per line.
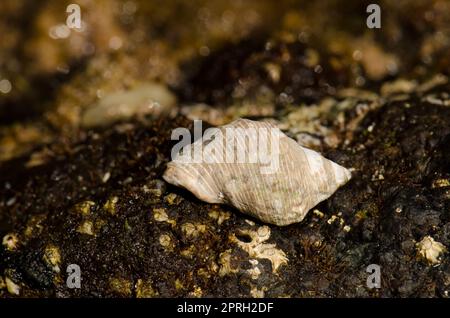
<box><xmin>163</xmin><ymin>118</ymin><xmax>352</xmax><ymax>226</ymax></box>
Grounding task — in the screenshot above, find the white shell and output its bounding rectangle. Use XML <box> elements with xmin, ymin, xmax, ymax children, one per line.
<box><xmin>163</xmin><ymin>118</ymin><xmax>351</xmax><ymax>226</ymax></box>
<box><xmin>81</xmin><ymin>83</ymin><xmax>176</xmax><ymax>128</ymax></box>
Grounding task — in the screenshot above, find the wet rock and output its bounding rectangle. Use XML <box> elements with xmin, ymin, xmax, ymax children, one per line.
<box><xmin>179</xmin><ymin>37</ymin><xmax>349</xmax><ymax>108</ymax></box>
<box><xmin>1</xmin><ymin>81</ymin><xmax>449</xmax><ymax>297</ymax></box>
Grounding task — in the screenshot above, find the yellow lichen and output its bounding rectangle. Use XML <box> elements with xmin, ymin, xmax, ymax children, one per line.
<box><xmin>432</xmin><ymin>178</ymin><xmax>450</xmax><ymax>188</ymax></box>
<box><xmin>43</xmin><ymin>245</ymin><xmax>61</xmax><ymax>273</ymax></box>
<box><xmin>174</xmin><ymin>279</ymin><xmax>184</xmax><ymax>291</ymax></box>
<box><xmin>355</xmin><ymin>210</ymin><xmax>369</xmax><ymax>220</ymax></box>
<box><xmin>75</xmin><ymin>200</ymin><xmax>95</xmax><ymax>215</ymax></box>
<box><xmin>77</xmin><ymin>220</ymin><xmax>95</xmax><ymax>236</ymax></box>
<box><xmin>180</xmin><ymin>245</ymin><xmax>195</xmax><ymax>258</ymax></box>
<box><xmin>24</xmin><ymin>214</ymin><xmax>46</xmax><ymax>239</ymax></box>
<box><xmin>181</xmin><ymin>223</ymin><xmax>207</xmax><ymax>239</ymax></box>
<box><xmin>136</xmin><ymin>279</ymin><xmax>159</xmax><ymax>298</ymax></box>
<box><xmin>2</xmin><ymin>233</ymin><xmax>19</xmax><ymax>251</ymax></box>
<box><xmin>189</xmin><ymin>286</ymin><xmax>203</xmax><ymax>297</ymax></box>
<box><xmin>109</xmin><ymin>277</ymin><xmax>132</xmax><ymax>296</ymax></box>
<box><xmin>197</xmin><ymin>268</ymin><xmax>210</xmax><ymax>279</ymax></box>
<box><xmin>218</xmin><ymin>249</ymin><xmax>238</xmax><ymax>277</ymax></box>
<box><xmin>153</xmin><ymin>208</ymin><xmax>176</xmax><ymax>226</ymax></box>
<box><xmin>159</xmin><ymin>234</ymin><xmax>173</xmax><ymax>250</ymax></box>
<box><xmin>164</xmin><ymin>193</ymin><xmax>181</xmax><ymax>205</ymax></box>
<box><xmin>104</xmin><ymin>196</ymin><xmax>119</xmax><ymax>215</ymax></box>
<box><xmin>95</xmin><ymin>218</ymin><xmax>107</xmax><ymax>232</ymax></box>
<box><xmin>208</xmin><ymin>209</ymin><xmax>231</xmax><ymax>225</ymax></box>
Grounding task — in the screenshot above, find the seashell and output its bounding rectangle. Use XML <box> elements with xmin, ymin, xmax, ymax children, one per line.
<box><xmin>163</xmin><ymin>118</ymin><xmax>351</xmax><ymax>226</ymax></box>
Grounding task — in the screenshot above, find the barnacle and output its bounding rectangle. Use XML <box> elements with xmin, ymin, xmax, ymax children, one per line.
<box><xmin>417</xmin><ymin>236</ymin><xmax>447</xmax><ymax>265</ymax></box>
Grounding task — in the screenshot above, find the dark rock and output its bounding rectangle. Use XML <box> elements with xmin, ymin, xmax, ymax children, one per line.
<box><xmin>178</xmin><ymin>37</ymin><xmax>349</xmax><ymax>107</ymax></box>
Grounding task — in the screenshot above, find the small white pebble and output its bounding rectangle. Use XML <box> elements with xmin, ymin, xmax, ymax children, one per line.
<box><xmin>5</xmin><ymin>277</ymin><xmax>20</xmax><ymax>295</ymax></box>
<box><xmin>245</xmin><ymin>219</ymin><xmax>255</xmax><ymax>226</ymax></box>
<box><xmin>313</xmin><ymin>209</ymin><xmax>324</xmax><ymax>218</ymax></box>
<box><xmin>327</xmin><ymin>215</ymin><xmax>338</xmax><ymax>225</ymax></box>
<box><xmin>109</xmin><ymin>36</ymin><xmax>123</xmax><ymax>50</ymax></box>
<box><xmin>249</xmin><ymin>259</ymin><xmax>259</xmax><ymax>266</ymax></box>
<box><xmin>6</xmin><ymin>197</ymin><xmax>16</xmax><ymax>206</ymax></box>
<box><xmin>102</xmin><ymin>172</ymin><xmax>111</xmax><ymax>183</ymax></box>
<box><xmin>2</xmin><ymin>233</ymin><xmax>19</xmax><ymax>251</ymax></box>
<box><xmin>0</xmin><ymin>79</ymin><xmax>12</xmax><ymax>94</ymax></box>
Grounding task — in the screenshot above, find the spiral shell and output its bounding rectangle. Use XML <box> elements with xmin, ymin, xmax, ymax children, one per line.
<box><xmin>163</xmin><ymin>118</ymin><xmax>351</xmax><ymax>226</ymax></box>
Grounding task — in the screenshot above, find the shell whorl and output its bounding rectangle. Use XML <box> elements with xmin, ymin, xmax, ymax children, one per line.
<box><xmin>163</xmin><ymin>118</ymin><xmax>351</xmax><ymax>226</ymax></box>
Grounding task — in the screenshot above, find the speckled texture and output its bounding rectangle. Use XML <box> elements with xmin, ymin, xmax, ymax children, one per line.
<box><xmin>1</xmin><ymin>81</ymin><xmax>450</xmax><ymax>297</ymax></box>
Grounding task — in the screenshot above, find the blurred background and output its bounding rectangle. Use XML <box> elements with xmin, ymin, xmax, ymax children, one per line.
<box><xmin>0</xmin><ymin>0</ymin><xmax>449</xmax><ymax>161</ymax></box>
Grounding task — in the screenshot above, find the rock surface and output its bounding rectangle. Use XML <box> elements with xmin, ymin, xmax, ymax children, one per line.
<box><xmin>1</xmin><ymin>80</ymin><xmax>450</xmax><ymax>297</ymax></box>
